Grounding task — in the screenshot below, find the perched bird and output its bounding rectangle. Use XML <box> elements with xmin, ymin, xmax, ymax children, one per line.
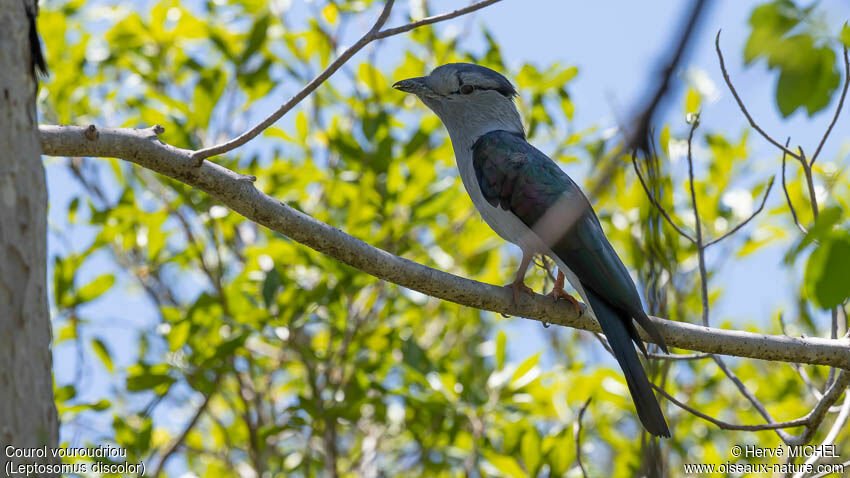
<box><xmin>394</xmin><ymin>63</ymin><xmax>671</xmax><ymax>437</ymax></box>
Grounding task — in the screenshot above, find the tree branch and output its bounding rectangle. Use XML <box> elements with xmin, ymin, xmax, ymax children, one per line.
<box><xmin>650</xmin><ymin>382</ymin><xmax>809</xmax><ymax>432</ymax></box>
<box><xmin>374</xmin><ymin>0</ymin><xmax>503</xmax><ymax>39</ymax></box>
<box><xmin>715</xmin><ymin>31</ymin><xmax>802</xmax><ymax>160</ymax></box>
<box><xmin>703</xmin><ymin>175</ymin><xmax>774</xmax><ymax>248</ymax></box>
<box><xmin>781</xmin><ymin>137</ymin><xmax>807</xmax><ymax>234</ymax></box>
<box><xmin>573</xmin><ymin>397</ymin><xmax>592</xmax><ymax>478</ymax></box>
<box><xmin>631</xmin><ymin>155</ymin><xmax>696</xmax><ymax>244</ymax></box>
<box><xmin>153</xmin><ymin>381</ymin><xmax>218</xmax><ymax>477</ymax></box>
<box><xmin>190</xmin><ymin>0</ymin><xmax>502</xmax><ymax>163</ymax></box>
<box><xmin>38</xmin><ymin>125</ymin><xmax>850</xmax><ymax>371</ymax></box>
<box><xmin>685</xmin><ymin>117</ymin><xmax>711</xmax><ymax>327</ymax></box>
<box><xmin>810</xmin><ymin>45</ymin><xmax>849</xmax><ymax>166</ymax></box>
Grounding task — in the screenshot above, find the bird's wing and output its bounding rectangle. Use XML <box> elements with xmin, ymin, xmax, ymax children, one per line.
<box><xmin>472</xmin><ymin>130</ymin><xmax>666</xmax><ymax>351</ymax></box>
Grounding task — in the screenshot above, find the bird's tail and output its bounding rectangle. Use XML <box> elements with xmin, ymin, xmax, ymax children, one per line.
<box><xmin>585</xmin><ymin>288</ymin><xmax>670</xmax><ymax>438</ymax></box>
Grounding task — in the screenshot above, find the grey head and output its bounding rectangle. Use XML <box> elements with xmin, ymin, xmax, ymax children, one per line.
<box><xmin>394</xmin><ymin>63</ymin><xmax>524</xmax><ymax>143</ymax></box>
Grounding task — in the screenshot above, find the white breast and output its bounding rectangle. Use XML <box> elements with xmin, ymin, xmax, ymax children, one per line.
<box><xmin>449</xmin><ymin>137</ymin><xmax>594</xmax><ymax>311</ymax></box>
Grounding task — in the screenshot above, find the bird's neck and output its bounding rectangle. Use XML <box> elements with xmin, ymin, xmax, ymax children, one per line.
<box><xmin>441</xmin><ymin>118</ymin><xmax>524</xmax><ymax>158</ymax></box>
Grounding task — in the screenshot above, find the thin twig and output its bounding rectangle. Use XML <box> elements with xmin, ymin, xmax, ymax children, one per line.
<box><xmin>191</xmin><ymin>0</ymin><xmax>502</xmax><ymax>163</ymax></box>
<box><xmin>798</xmin><ymin>149</ymin><xmax>820</xmax><ymax>218</ymax></box>
<box><xmin>685</xmin><ymin>116</ymin><xmax>710</xmax><ymax>327</ymax></box>
<box><xmin>374</xmin><ymin>0</ymin><xmax>503</xmax><ymax>39</ymax></box>
<box><xmin>650</xmin><ymin>382</ymin><xmax>808</xmax><ymax>431</ymax></box>
<box><xmin>781</xmin><ymin>138</ymin><xmax>807</xmax><ymax>233</ymax></box>
<box><xmin>631</xmin><ymin>155</ymin><xmax>696</xmax><ymax>243</ymax></box>
<box><xmin>713</xmin><ymin>356</ymin><xmax>776</xmax><ymax>425</ymax></box>
<box><xmin>715</xmin><ymin>31</ymin><xmax>802</xmax><ymax>160</ymax></box>
<box><xmin>780</xmin><ymin>370</ymin><xmax>850</xmax><ymax>446</ymax></box>
<box><xmin>573</xmin><ymin>397</ymin><xmax>592</xmax><ymax>478</ymax></box>
<box><xmin>682</xmin><ymin>113</ymin><xmax>795</xmax><ymax>441</ymax></box>
<box><xmin>810</xmin><ymin>46</ymin><xmax>849</xmax><ymax>166</ymax></box>
<box><xmin>792</xmin><ymin>390</ymin><xmax>850</xmax><ymax>478</ymax></box>
<box><xmin>704</xmin><ymin>176</ymin><xmax>775</xmax><ymax>247</ymax></box>
<box><xmin>153</xmin><ymin>382</ymin><xmax>218</xmax><ymax>477</ymax></box>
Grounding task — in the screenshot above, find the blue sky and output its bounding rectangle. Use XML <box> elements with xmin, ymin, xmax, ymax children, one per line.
<box><xmin>46</xmin><ymin>0</ymin><xmax>850</xmax><ymax>451</ymax></box>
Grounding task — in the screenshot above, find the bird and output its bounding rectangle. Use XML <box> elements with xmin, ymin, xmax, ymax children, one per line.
<box><xmin>394</xmin><ymin>63</ymin><xmax>671</xmax><ymax>438</ymax></box>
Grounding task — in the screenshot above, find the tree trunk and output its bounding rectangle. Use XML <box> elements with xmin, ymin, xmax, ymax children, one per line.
<box><xmin>0</xmin><ymin>0</ymin><xmax>58</xmax><ymax>475</ymax></box>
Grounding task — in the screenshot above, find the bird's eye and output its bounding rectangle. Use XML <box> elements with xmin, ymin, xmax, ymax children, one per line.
<box><xmin>460</xmin><ymin>84</ymin><xmax>474</xmax><ymax>95</ymax></box>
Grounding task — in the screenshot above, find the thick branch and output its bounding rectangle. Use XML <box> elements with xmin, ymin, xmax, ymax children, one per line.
<box><xmin>39</xmin><ymin>125</ymin><xmax>850</xmax><ymax>371</ymax></box>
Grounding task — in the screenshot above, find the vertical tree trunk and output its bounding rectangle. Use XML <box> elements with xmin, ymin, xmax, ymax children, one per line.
<box><xmin>0</xmin><ymin>0</ymin><xmax>58</xmax><ymax>475</ymax></box>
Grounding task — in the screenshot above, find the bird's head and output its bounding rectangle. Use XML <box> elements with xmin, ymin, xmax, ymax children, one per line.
<box><xmin>394</xmin><ymin>63</ymin><xmax>524</xmax><ymax>140</ymax></box>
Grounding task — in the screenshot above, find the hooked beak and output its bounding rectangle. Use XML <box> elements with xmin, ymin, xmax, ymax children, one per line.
<box><xmin>392</xmin><ymin>76</ymin><xmax>429</xmax><ymax>95</ymax></box>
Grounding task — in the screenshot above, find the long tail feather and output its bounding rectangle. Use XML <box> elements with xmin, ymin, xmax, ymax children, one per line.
<box><xmin>585</xmin><ymin>288</ymin><xmax>670</xmax><ymax>437</ymax></box>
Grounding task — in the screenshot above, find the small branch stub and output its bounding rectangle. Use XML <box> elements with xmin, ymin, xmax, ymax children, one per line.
<box><xmin>84</xmin><ymin>124</ymin><xmax>98</xmax><ymax>141</ymax></box>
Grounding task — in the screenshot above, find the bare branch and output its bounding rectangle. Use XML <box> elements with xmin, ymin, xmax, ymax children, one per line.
<box><xmin>810</xmin><ymin>46</ymin><xmax>849</xmax><ymax>166</ymax></box>
<box><xmin>798</xmin><ymin>148</ymin><xmax>820</xmax><ymax>218</ymax></box>
<box><xmin>191</xmin><ymin>0</ymin><xmax>502</xmax><ymax>163</ymax></box>
<box><xmin>631</xmin><ymin>155</ymin><xmax>696</xmax><ymax>244</ymax></box>
<box><xmin>573</xmin><ymin>398</ymin><xmax>592</xmax><ymax>478</ymax></box>
<box><xmin>780</xmin><ymin>370</ymin><xmax>850</xmax><ymax>446</ymax></box>
<box><xmin>712</xmin><ymin>356</ymin><xmax>776</xmax><ymax>425</ymax></box>
<box><xmin>153</xmin><ymin>383</ymin><xmax>218</xmax><ymax>477</ymax></box>
<box><xmin>650</xmin><ymin>382</ymin><xmax>809</xmax><ymax>431</ymax></box>
<box><xmin>704</xmin><ymin>176</ymin><xmax>775</xmax><ymax>247</ymax></box>
<box><xmin>794</xmin><ymin>390</ymin><xmax>850</xmax><ymax>476</ymax></box>
<box><xmin>38</xmin><ymin>125</ymin><xmax>850</xmax><ymax>370</ymax></box>
<box><xmin>715</xmin><ymin>31</ymin><xmax>802</xmax><ymax>160</ymax></box>
<box><xmin>781</xmin><ymin>138</ymin><xmax>807</xmax><ymax>233</ymax></box>
<box><xmin>374</xmin><ymin>0</ymin><xmax>503</xmax><ymax>39</ymax></box>
<box><xmin>684</xmin><ymin>117</ymin><xmax>711</xmax><ymax>327</ymax></box>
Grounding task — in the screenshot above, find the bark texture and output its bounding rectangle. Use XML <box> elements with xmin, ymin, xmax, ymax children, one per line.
<box><xmin>0</xmin><ymin>0</ymin><xmax>58</xmax><ymax>474</ymax></box>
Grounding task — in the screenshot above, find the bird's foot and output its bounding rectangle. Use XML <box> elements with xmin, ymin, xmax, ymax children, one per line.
<box><xmin>546</xmin><ymin>285</ymin><xmax>582</xmax><ymax>316</ymax></box>
<box><xmin>505</xmin><ymin>280</ymin><xmax>534</xmax><ymax>305</ymax></box>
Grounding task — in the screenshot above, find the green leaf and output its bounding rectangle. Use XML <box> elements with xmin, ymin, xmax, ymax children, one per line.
<box><xmin>510</xmin><ymin>352</ymin><xmax>540</xmax><ymax>388</ymax></box>
<box><xmin>774</xmin><ymin>37</ymin><xmax>840</xmax><ymax>117</ymax></box>
<box><xmin>403</xmin><ymin>338</ymin><xmax>430</xmax><ymax>375</ymax></box>
<box><xmin>68</xmin><ymin>196</ymin><xmax>80</xmax><ymax>223</ymax></box>
<box><xmin>842</xmin><ymin>23</ymin><xmax>850</xmax><ymax>48</ymax></box>
<box><xmin>805</xmin><ymin>234</ymin><xmax>850</xmax><ymax>309</ymax></box>
<box><xmin>240</xmin><ymin>14</ymin><xmax>270</xmax><ymax>63</ymax></box>
<box><xmin>495</xmin><ymin>330</ymin><xmax>506</xmax><ymax>370</ymax></box>
<box><xmin>126</xmin><ymin>365</ymin><xmax>175</xmax><ymax>392</ymax></box>
<box><xmin>76</xmin><ymin>274</ymin><xmax>115</xmax><ymax>304</ymax></box>
<box><xmin>168</xmin><ymin>320</ymin><xmax>191</xmax><ymax>351</ymax></box>
<box><xmin>55</xmin><ymin>384</ymin><xmax>76</xmax><ymax>402</ymax></box>
<box><xmin>91</xmin><ymin>338</ymin><xmax>114</xmax><ymax>372</ymax></box>
<box><xmin>520</xmin><ymin>429</ymin><xmax>542</xmax><ymax>475</ymax></box>
<box><xmin>685</xmin><ymin>88</ymin><xmax>701</xmax><ymax>115</ymax></box>
<box><xmin>786</xmin><ymin>206</ymin><xmax>843</xmax><ymax>262</ymax></box>
<box><xmin>296</xmin><ymin>111</ymin><xmax>308</xmax><ymax>142</ymax></box>
<box><xmin>262</xmin><ymin>267</ymin><xmax>282</xmax><ymax>307</ymax></box>
<box><xmin>483</xmin><ymin>451</ymin><xmax>526</xmax><ymax>478</ymax></box>
<box><xmin>744</xmin><ymin>0</ymin><xmax>800</xmax><ymax>64</ymax></box>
